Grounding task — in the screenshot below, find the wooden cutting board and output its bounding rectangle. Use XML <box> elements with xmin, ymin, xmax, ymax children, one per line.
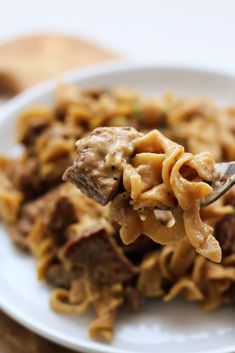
<box><xmin>0</xmin><ymin>33</ymin><xmax>118</xmax><ymax>353</ymax></box>
<box><xmin>0</xmin><ymin>33</ymin><xmax>118</xmax><ymax>96</ymax></box>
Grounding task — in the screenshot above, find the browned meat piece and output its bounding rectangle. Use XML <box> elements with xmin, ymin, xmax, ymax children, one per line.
<box><xmin>215</xmin><ymin>215</ymin><xmax>235</xmax><ymax>256</ymax></box>
<box><xmin>63</xmin><ymin>127</ymin><xmax>141</xmax><ymax>205</ymax></box>
<box><xmin>62</xmin><ymin>220</ymin><xmax>138</xmax><ymax>286</ymax></box>
<box><xmin>18</xmin><ymin>184</ymin><xmax>78</xmax><ymax>246</ymax></box>
<box><xmin>10</xmin><ymin>158</ymin><xmax>42</xmax><ymax>199</ymax></box>
<box><xmin>18</xmin><ymin>188</ymin><xmax>60</xmax><ymax>235</ymax></box>
<box><xmin>45</xmin><ymin>263</ymin><xmax>82</xmax><ymax>288</ymax></box>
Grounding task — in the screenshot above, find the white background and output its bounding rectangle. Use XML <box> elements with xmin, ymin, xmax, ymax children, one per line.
<box><xmin>1</xmin><ymin>0</ymin><xmax>235</xmax><ymax>72</ymax></box>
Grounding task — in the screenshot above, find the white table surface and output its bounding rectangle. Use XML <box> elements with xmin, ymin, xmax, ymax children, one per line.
<box><xmin>1</xmin><ymin>0</ymin><xmax>235</xmax><ymax>73</ymax></box>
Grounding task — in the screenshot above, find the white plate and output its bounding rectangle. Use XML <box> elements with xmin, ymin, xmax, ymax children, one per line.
<box><xmin>1</xmin><ymin>62</ymin><xmax>235</xmax><ymax>353</ymax></box>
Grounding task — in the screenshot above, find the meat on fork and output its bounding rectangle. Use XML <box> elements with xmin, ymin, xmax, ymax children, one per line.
<box><xmin>63</xmin><ymin>127</ymin><xmax>141</xmax><ymax>205</ymax></box>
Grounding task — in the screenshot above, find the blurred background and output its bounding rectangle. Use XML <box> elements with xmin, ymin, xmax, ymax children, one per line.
<box><xmin>1</xmin><ymin>0</ymin><xmax>235</xmax><ymax>69</ymax></box>
<box><xmin>1</xmin><ymin>0</ymin><xmax>235</xmax><ymax>100</ymax></box>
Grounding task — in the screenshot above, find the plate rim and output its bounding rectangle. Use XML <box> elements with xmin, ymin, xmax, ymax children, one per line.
<box><xmin>2</xmin><ymin>59</ymin><xmax>235</xmax><ymax>120</ymax></box>
<box><xmin>1</xmin><ymin>61</ymin><xmax>235</xmax><ymax>353</ymax></box>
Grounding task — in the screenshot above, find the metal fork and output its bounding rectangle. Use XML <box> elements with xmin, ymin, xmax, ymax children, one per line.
<box><xmin>201</xmin><ymin>161</ymin><xmax>235</xmax><ymax>207</ymax></box>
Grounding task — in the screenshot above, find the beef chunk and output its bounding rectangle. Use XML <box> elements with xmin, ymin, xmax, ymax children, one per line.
<box><xmin>18</xmin><ymin>185</ymin><xmax>78</xmax><ymax>245</ymax></box>
<box><xmin>63</xmin><ymin>127</ymin><xmax>141</xmax><ymax>205</ymax></box>
<box><xmin>215</xmin><ymin>215</ymin><xmax>235</xmax><ymax>256</ymax></box>
<box><xmin>45</xmin><ymin>263</ymin><xmax>82</xmax><ymax>288</ymax></box>
<box><xmin>9</xmin><ymin>155</ymin><xmax>72</xmax><ymax>200</ymax></box>
<box><xmin>62</xmin><ymin>221</ymin><xmax>138</xmax><ymax>286</ymax></box>
<box><xmin>18</xmin><ymin>188</ymin><xmax>58</xmax><ymax>235</ymax></box>
<box><xmin>10</xmin><ymin>158</ymin><xmax>41</xmax><ymax>199</ymax></box>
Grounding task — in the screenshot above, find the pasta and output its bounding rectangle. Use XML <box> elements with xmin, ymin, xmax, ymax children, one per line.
<box><xmin>138</xmin><ymin>238</ymin><xmax>235</xmax><ymax>311</ymax></box>
<box><xmin>108</xmin><ymin>129</ymin><xmax>220</xmax><ymax>262</ymax></box>
<box><xmin>0</xmin><ymin>85</ymin><xmax>234</xmax><ymax>341</ymax></box>
<box><xmin>64</xmin><ymin>125</ymin><xmax>220</xmax><ymax>261</ymax></box>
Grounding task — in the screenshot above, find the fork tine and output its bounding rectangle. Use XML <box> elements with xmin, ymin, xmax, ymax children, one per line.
<box><xmin>154</xmin><ymin>162</ymin><xmax>235</xmax><ymax>210</ymax></box>
<box><xmin>201</xmin><ymin>162</ymin><xmax>235</xmax><ymax>207</ymax></box>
